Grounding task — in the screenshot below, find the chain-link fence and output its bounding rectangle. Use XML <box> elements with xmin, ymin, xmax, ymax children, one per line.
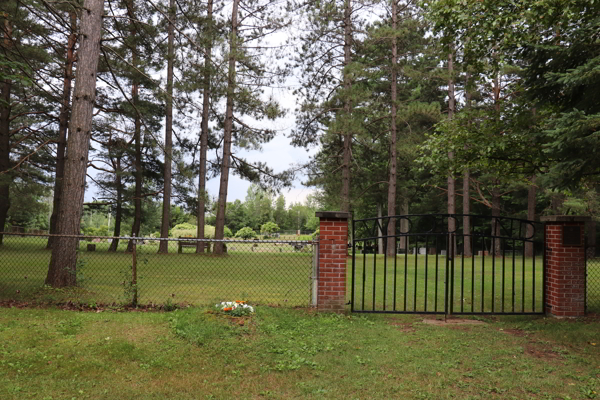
<box><xmin>587</xmin><ymin>246</ymin><xmax>600</xmax><ymax>312</ymax></box>
<box><xmin>0</xmin><ymin>233</ymin><xmax>316</xmax><ymax>307</ymax></box>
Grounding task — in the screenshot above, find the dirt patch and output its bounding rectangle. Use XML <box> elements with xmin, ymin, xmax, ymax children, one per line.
<box><xmin>500</xmin><ymin>328</ymin><xmax>528</xmax><ymax>337</ymax></box>
<box><xmin>388</xmin><ymin>322</ymin><xmax>415</xmax><ymax>332</ymax></box>
<box><xmin>524</xmin><ymin>343</ymin><xmax>562</xmax><ymax>360</ymax></box>
<box><xmin>421</xmin><ymin>318</ymin><xmax>487</xmax><ymax>327</ymax></box>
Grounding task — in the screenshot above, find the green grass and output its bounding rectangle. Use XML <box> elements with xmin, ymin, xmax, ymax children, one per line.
<box><xmin>1</xmin><ymin>306</ymin><xmax>600</xmax><ymax>399</ymax></box>
<box><xmin>351</xmin><ymin>254</ymin><xmax>545</xmax><ymax>314</ymax></box>
<box><xmin>0</xmin><ymin>236</ymin><xmax>314</xmax><ymax>306</ymax></box>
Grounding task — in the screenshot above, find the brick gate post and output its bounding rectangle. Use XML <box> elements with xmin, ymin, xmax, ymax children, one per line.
<box><xmin>541</xmin><ymin>216</ymin><xmax>590</xmax><ymax>317</ymax></box>
<box><xmin>315</xmin><ymin>211</ymin><xmax>351</xmax><ymax>313</ymax></box>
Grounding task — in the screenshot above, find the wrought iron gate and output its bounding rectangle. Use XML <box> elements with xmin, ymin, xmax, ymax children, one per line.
<box><xmin>351</xmin><ymin>214</ymin><xmax>545</xmax><ymax>315</ymax></box>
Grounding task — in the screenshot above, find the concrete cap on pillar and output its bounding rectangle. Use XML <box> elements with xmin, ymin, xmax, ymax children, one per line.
<box><xmin>540</xmin><ymin>215</ymin><xmax>591</xmax><ymax>222</ymax></box>
<box><xmin>315</xmin><ymin>211</ymin><xmax>352</xmax><ymax>219</ymax></box>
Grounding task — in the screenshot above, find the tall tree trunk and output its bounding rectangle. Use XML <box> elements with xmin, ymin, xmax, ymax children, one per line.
<box><xmin>109</xmin><ymin>155</ymin><xmax>123</xmax><ymax>252</ymax></box>
<box><xmin>386</xmin><ymin>0</ymin><xmax>398</xmax><ymax>256</ymax></box>
<box><xmin>196</xmin><ymin>0</ymin><xmax>213</xmax><ymax>254</ymax></box>
<box><xmin>127</xmin><ymin>0</ymin><xmax>142</xmax><ymax>252</ymax></box>
<box><xmin>463</xmin><ymin>70</ymin><xmax>471</xmax><ymax>256</ymax></box>
<box><xmin>550</xmin><ymin>191</ymin><xmax>565</xmax><ymax>213</ymax></box>
<box><xmin>48</xmin><ymin>10</ymin><xmax>77</xmax><ymax>249</ymax></box>
<box><xmin>524</xmin><ymin>175</ymin><xmax>536</xmax><ymax>257</ymax></box>
<box><xmin>159</xmin><ymin>0</ymin><xmax>175</xmax><ymax>253</ymax></box>
<box><xmin>491</xmin><ymin>188</ymin><xmax>501</xmax><ymax>256</ymax></box>
<box><xmin>214</xmin><ymin>0</ymin><xmax>239</xmax><ymax>255</ymax></box>
<box><xmin>46</xmin><ymin>0</ymin><xmax>103</xmax><ymax>287</ymax></box>
<box><xmin>340</xmin><ymin>0</ymin><xmax>352</xmax><ymax>213</ymax></box>
<box><xmin>0</xmin><ymin>18</ymin><xmax>13</xmax><ymax>245</ymax></box>
<box><xmin>377</xmin><ymin>203</ymin><xmax>383</xmax><ymax>255</ymax></box>
<box><xmin>447</xmin><ymin>45</ymin><xmax>456</xmax><ymax>257</ymax></box>
<box><xmin>399</xmin><ymin>197</ymin><xmax>409</xmax><ymax>252</ymax></box>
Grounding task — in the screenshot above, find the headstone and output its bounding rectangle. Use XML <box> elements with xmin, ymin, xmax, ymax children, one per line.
<box><xmin>440</xmin><ymin>250</ymin><xmax>447</xmax><ymax>256</ymax></box>
<box><xmin>419</xmin><ymin>247</ymin><xmax>427</xmax><ymax>255</ymax></box>
<box><xmin>87</xmin><ymin>244</ymin><xmax>96</xmax><ymax>252</ymax></box>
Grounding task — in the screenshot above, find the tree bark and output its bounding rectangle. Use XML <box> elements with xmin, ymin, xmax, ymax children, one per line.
<box><xmin>524</xmin><ymin>175</ymin><xmax>536</xmax><ymax>257</ymax></box>
<box><xmin>196</xmin><ymin>0</ymin><xmax>213</xmax><ymax>254</ymax></box>
<box><xmin>0</xmin><ymin>18</ymin><xmax>13</xmax><ymax>245</ymax></box>
<box><xmin>108</xmin><ymin>155</ymin><xmax>123</xmax><ymax>252</ymax></box>
<box><xmin>45</xmin><ymin>0</ymin><xmax>103</xmax><ymax>287</ymax></box>
<box><xmin>340</xmin><ymin>0</ymin><xmax>352</xmax><ymax>213</ymax></box>
<box><xmin>377</xmin><ymin>203</ymin><xmax>383</xmax><ymax>255</ymax></box>
<box><xmin>48</xmin><ymin>10</ymin><xmax>77</xmax><ymax>249</ymax></box>
<box><xmin>396</xmin><ymin>197</ymin><xmax>409</xmax><ymax>253</ymax></box>
<box><xmin>462</xmin><ymin>70</ymin><xmax>471</xmax><ymax>257</ymax></box>
<box><xmin>447</xmin><ymin>46</ymin><xmax>456</xmax><ymax>257</ymax></box>
<box><xmin>126</xmin><ymin>0</ymin><xmax>142</xmax><ymax>253</ymax></box>
<box><xmin>386</xmin><ymin>0</ymin><xmax>398</xmax><ymax>256</ymax></box>
<box><xmin>214</xmin><ymin>0</ymin><xmax>239</xmax><ymax>255</ymax></box>
<box><xmin>159</xmin><ymin>0</ymin><xmax>175</xmax><ymax>253</ymax></box>
<box><xmin>491</xmin><ymin>188</ymin><xmax>502</xmax><ymax>256</ymax></box>
<box><xmin>462</xmin><ymin>170</ymin><xmax>471</xmax><ymax>256</ymax></box>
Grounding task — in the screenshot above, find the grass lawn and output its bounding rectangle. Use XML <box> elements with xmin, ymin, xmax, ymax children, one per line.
<box><xmin>1</xmin><ymin>306</ymin><xmax>600</xmax><ymax>399</ymax></box>
<box><xmin>0</xmin><ymin>236</ymin><xmax>314</xmax><ymax>306</ymax></box>
<box><xmin>351</xmin><ymin>254</ymin><xmax>545</xmax><ymax>314</ymax></box>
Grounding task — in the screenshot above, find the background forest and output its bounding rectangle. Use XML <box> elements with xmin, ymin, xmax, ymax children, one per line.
<box><xmin>1</xmin><ymin>0</ymin><xmax>599</xmax><ymax>274</ymax></box>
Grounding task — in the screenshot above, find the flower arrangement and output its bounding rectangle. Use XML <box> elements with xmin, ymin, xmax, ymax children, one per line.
<box><xmin>215</xmin><ymin>300</ymin><xmax>255</xmax><ymax>317</ymax></box>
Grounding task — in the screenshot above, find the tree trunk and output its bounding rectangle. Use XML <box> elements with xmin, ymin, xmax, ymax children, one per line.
<box><xmin>340</xmin><ymin>0</ymin><xmax>352</xmax><ymax>213</ymax></box>
<box><xmin>377</xmin><ymin>203</ymin><xmax>383</xmax><ymax>255</ymax></box>
<box><xmin>525</xmin><ymin>175</ymin><xmax>536</xmax><ymax>257</ymax></box>
<box><xmin>491</xmin><ymin>189</ymin><xmax>502</xmax><ymax>256</ymax></box>
<box><xmin>159</xmin><ymin>0</ymin><xmax>175</xmax><ymax>254</ymax></box>
<box><xmin>196</xmin><ymin>0</ymin><xmax>213</xmax><ymax>254</ymax></box>
<box><xmin>214</xmin><ymin>0</ymin><xmax>239</xmax><ymax>255</ymax></box>
<box><xmin>462</xmin><ymin>170</ymin><xmax>471</xmax><ymax>256</ymax></box>
<box><xmin>46</xmin><ymin>0</ymin><xmax>103</xmax><ymax>287</ymax></box>
<box><xmin>386</xmin><ymin>0</ymin><xmax>398</xmax><ymax>256</ymax></box>
<box><xmin>399</xmin><ymin>197</ymin><xmax>409</xmax><ymax>252</ymax></box>
<box><xmin>48</xmin><ymin>10</ymin><xmax>77</xmax><ymax>249</ymax></box>
<box><xmin>447</xmin><ymin>46</ymin><xmax>456</xmax><ymax>257</ymax></box>
<box><xmin>0</xmin><ymin>18</ymin><xmax>13</xmax><ymax>245</ymax></box>
<box><xmin>109</xmin><ymin>155</ymin><xmax>123</xmax><ymax>252</ymax></box>
<box><xmin>550</xmin><ymin>191</ymin><xmax>565</xmax><ymax>213</ymax></box>
<box><xmin>127</xmin><ymin>0</ymin><xmax>142</xmax><ymax>253</ymax></box>
<box><xmin>462</xmin><ymin>70</ymin><xmax>471</xmax><ymax>257</ymax></box>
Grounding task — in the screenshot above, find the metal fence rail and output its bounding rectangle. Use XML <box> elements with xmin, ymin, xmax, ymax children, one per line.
<box><xmin>0</xmin><ymin>233</ymin><xmax>316</xmax><ymax>307</ymax></box>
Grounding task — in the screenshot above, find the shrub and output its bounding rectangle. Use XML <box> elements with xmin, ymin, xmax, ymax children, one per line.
<box><xmin>235</xmin><ymin>227</ymin><xmax>257</xmax><ymax>240</ymax></box>
<box><xmin>223</xmin><ymin>226</ymin><xmax>233</xmax><ymax>238</ymax></box>
<box><xmin>260</xmin><ymin>221</ymin><xmax>279</xmax><ymax>235</ymax></box>
<box><xmin>170</xmin><ymin>223</ymin><xmax>216</xmax><ymax>239</ymax></box>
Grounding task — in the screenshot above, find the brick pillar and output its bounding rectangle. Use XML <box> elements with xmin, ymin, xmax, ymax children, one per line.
<box><xmin>315</xmin><ymin>211</ymin><xmax>351</xmax><ymax>313</ymax></box>
<box><xmin>541</xmin><ymin>216</ymin><xmax>590</xmax><ymax>317</ymax></box>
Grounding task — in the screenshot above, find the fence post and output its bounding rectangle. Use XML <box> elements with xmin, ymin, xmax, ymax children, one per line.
<box><xmin>315</xmin><ymin>211</ymin><xmax>351</xmax><ymax>313</ymax></box>
<box><xmin>541</xmin><ymin>215</ymin><xmax>590</xmax><ymax>317</ymax></box>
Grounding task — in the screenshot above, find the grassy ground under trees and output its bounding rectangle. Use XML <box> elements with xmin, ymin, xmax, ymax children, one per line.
<box><xmin>1</xmin><ymin>306</ymin><xmax>600</xmax><ymax>399</ymax></box>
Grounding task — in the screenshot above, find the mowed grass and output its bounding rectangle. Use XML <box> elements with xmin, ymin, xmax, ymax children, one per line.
<box><xmin>1</xmin><ymin>306</ymin><xmax>600</xmax><ymax>399</ymax></box>
<box><xmin>0</xmin><ymin>236</ymin><xmax>314</xmax><ymax>306</ymax></box>
<box><xmin>350</xmin><ymin>254</ymin><xmax>545</xmax><ymax>314</ymax></box>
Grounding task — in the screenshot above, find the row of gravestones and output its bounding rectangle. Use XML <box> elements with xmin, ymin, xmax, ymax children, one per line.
<box><xmin>9</xmin><ymin>226</ymin><xmax>47</xmax><ymax>235</ymax></box>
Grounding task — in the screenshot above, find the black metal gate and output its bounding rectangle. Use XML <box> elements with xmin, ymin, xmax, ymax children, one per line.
<box><xmin>351</xmin><ymin>214</ymin><xmax>545</xmax><ymax>315</ymax></box>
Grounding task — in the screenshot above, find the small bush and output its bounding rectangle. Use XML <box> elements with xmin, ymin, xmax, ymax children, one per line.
<box><xmin>235</xmin><ymin>227</ymin><xmax>257</xmax><ymax>240</ymax></box>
